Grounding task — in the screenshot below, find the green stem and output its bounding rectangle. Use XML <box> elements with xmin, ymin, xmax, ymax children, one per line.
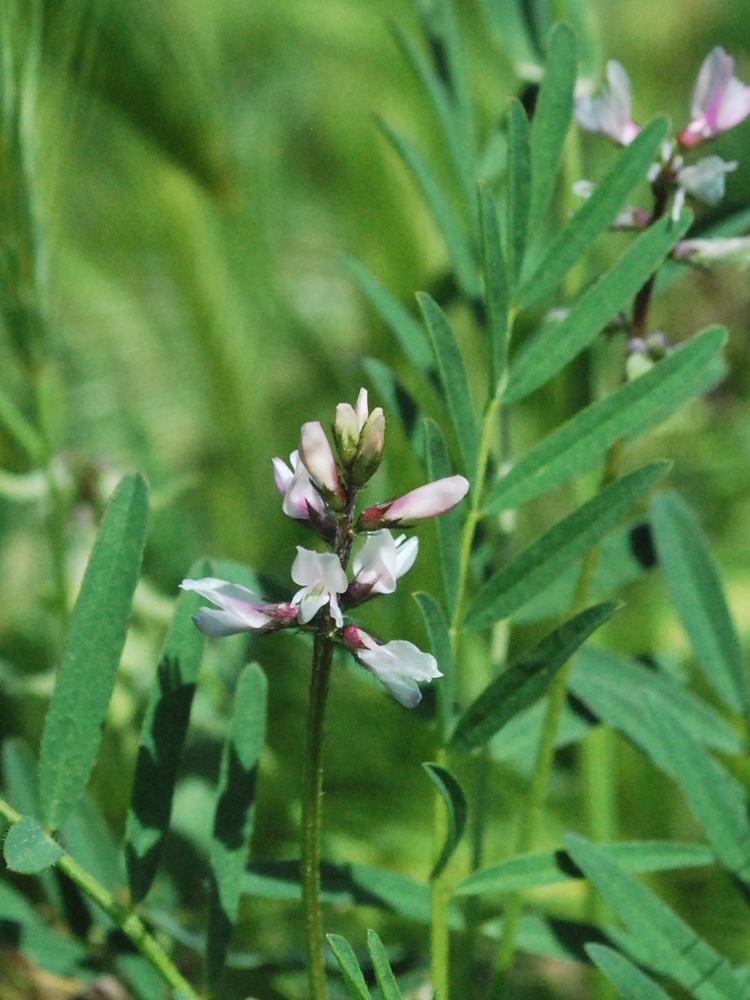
<box><xmin>0</xmin><ymin>797</ymin><xmax>202</xmax><ymax>1000</ymax></box>
<box><xmin>431</xmin><ymin>374</ymin><xmax>508</xmax><ymax>1000</ymax></box>
<box><xmin>301</xmin><ymin>632</ymin><xmax>334</xmax><ymax>1000</ymax></box>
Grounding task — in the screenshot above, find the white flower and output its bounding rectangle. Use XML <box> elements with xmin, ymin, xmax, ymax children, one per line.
<box><xmin>673</xmin><ymin>155</ymin><xmax>738</xmax><ymax>219</ymax></box>
<box><xmin>679</xmin><ymin>47</ymin><xmax>750</xmax><ymax>146</ymax></box>
<box><xmin>343</xmin><ymin>625</ymin><xmax>442</xmax><ymax>708</ymax></box>
<box><xmin>291</xmin><ymin>547</ymin><xmax>348</xmax><ymax>627</ymax></box>
<box><xmin>350</xmin><ymin>530</ymin><xmax>418</xmax><ymax>599</ymax></box>
<box><xmin>359</xmin><ymin>475</ymin><xmax>469</xmax><ymax>528</ymax></box>
<box><xmin>272</xmin><ymin>451</ymin><xmax>326</xmax><ymax>521</ymax></box>
<box><xmin>179</xmin><ymin>577</ymin><xmax>296</xmax><ymax>637</ymax></box>
<box><xmin>575</xmin><ymin>61</ymin><xmax>640</xmax><ymax>146</ymax></box>
<box><xmin>673</xmin><ymin>236</ymin><xmax>750</xmax><ymax>267</ymax></box>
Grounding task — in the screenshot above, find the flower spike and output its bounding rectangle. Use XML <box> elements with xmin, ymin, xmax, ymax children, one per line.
<box><xmin>679</xmin><ymin>47</ymin><xmax>750</xmax><ymax>146</ymax></box>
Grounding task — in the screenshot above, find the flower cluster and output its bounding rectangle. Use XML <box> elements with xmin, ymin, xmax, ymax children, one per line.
<box><xmin>575</xmin><ymin>47</ymin><xmax>750</xmax><ymax>222</ymax></box>
<box><xmin>181</xmin><ymin>389</ymin><xmax>469</xmax><ymax>708</ymax></box>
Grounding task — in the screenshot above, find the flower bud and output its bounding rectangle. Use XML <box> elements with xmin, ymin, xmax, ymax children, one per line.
<box><xmin>299</xmin><ymin>421</ymin><xmax>345</xmax><ymax>508</ymax></box>
<box><xmin>333</xmin><ymin>403</ymin><xmax>360</xmax><ymax>465</ymax></box>
<box><xmin>358</xmin><ymin>475</ymin><xmax>469</xmax><ymax>529</ymax></box>
<box><xmin>352</xmin><ymin>407</ymin><xmax>385</xmax><ymax>486</ymax></box>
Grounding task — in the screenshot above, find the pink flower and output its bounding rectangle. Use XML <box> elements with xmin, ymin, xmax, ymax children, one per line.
<box><xmin>180</xmin><ymin>578</ymin><xmax>297</xmax><ymax>637</ymax></box>
<box><xmin>290</xmin><ymin>547</ymin><xmax>348</xmax><ymax>627</ymax></box>
<box><xmin>272</xmin><ymin>451</ymin><xmax>326</xmax><ymax>522</ymax></box>
<box><xmin>679</xmin><ymin>47</ymin><xmax>750</xmax><ymax>147</ymax></box>
<box><xmin>575</xmin><ymin>61</ymin><xmax>641</xmax><ymax>146</ymax></box>
<box><xmin>346</xmin><ymin>530</ymin><xmax>418</xmax><ymax>604</ymax></box>
<box><xmin>358</xmin><ymin>475</ymin><xmax>469</xmax><ymax>529</ymax></box>
<box><xmin>299</xmin><ymin>421</ymin><xmax>344</xmax><ymax>503</ymax></box>
<box><xmin>342</xmin><ymin>625</ymin><xmax>442</xmax><ymax>708</ymax></box>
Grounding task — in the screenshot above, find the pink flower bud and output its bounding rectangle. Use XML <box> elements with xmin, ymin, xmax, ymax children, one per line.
<box><xmin>679</xmin><ymin>47</ymin><xmax>750</xmax><ymax>147</ymax></box>
<box><xmin>358</xmin><ymin>475</ymin><xmax>469</xmax><ymax>528</ymax></box>
<box><xmin>299</xmin><ymin>422</ymin><xmax>343</xmax><ymax>504</ymax></box>
<box><xmin>333</xmin><ymin>403</ymin><xmax>360</xmax><ymax>464</ymax></box>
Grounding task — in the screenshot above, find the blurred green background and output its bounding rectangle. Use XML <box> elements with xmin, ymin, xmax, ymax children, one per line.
<box><xmin>2</xmin><ymin>0</ymin><xmax>750</xmax><ymax>997</ymax></box>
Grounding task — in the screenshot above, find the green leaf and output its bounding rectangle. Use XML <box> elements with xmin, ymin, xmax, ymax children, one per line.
<box><xmin>126</xmin><ymin>558</ymin><xmax>208</xmax><ymax>902</ymax></box>
<box><xmin>60</xmin><ymin>795</ymin><xmax>125</xmax><ymax>899</ymax></box>
<box><xmin>518</xmin><ymin>117</ymin><xmax>670</xmax><ymax>308</ymax></box>
<box><xmin>638</xmin><ymin>696</ymin><xmax>750</xmax><ymax>884</ymax></box>
<box><xmin>342</xmin><ymin>255</ymin><xmax>435</xmax><ymax>375</ymax></box>
<box><xmin>650</xmin><ymin>492</ymin><xmax>746</xmax><ymax>713</ymax></box>
<box><xmin>451</xmin><ymin>601</ymin><xmax>620</xmax><ymax>753</ymax></box>
<box><xmin>570</xmin><ymin>647</ymin><xmax>743</xmax><ymax>756</ymax></box>
<box><xmin>418</xmin><ymin>293</ymin><xmax>479</xmax><ymax>475</ymax></box>
<box><xmin>507</xmin><ymin>209</ymin><xmax>693</xmax><ymax>402</ymax></box>
<box><xmin>506</xmin><ymin>98</ymin><xmax>531</xmax><ymax>286</ymax></box>
<box><xmin>478</xmin><ymin>180</ymin><xmax>510</xmax><ymax>388</ymax></box>
<box><xmin>364</xmin><ymin>358</ymin><xmax>426</xmax><ymax>459</ymax></box>
<box><xmin>207</xmin><ymin>663</ymin><xmax>268</xmax><ymax>988</ymax></box>
<box><xmin>483</xmin><ymin>0</ymin><xmax>541</xmax><ymax>75</ymax></box>
<box><xmin>4</xmin><ymin>816</ymin><xmax>64</xmax><ymax>873</ymax></box>
<box><xmin>587</xmin><ymin>945</ymin><xmax>674</xmax><ymax>1000</ymax></box>
<box><xmin>327</xmin><ymin>934</ymin><xmax>373</xmax><ymax>1000</ymax></box>
<box><xmin>39</xmin><ymin>473</ymin><xmax>149</xmax><ymax>831</ymax></box>
<box><xmin>465</xmin><ymin>462</ymin><xmax>668</xmax><ymax>632</ymax></box>
<box><xmin>349</xmin><ymin>863</ymin><xmax>462</xmax><ymax>927</ymax></box>
<box><xmin>367</xmin><ymin>929</ymin><xmax>403</xmax><ymax>1000</ymax></box>
<box><xmin>423</xmin><ymin>762</ymin><xmax>467</xmax><ymax>879</ymax></box>
<box><xmin>413</xmin><ymin>590</ymin><xmax>455</xmax><ymax>742</ymax></box>
<box><xmin>527</xmin><ymin>23</ymin><xmax>576</xmax><ymax>238</ymax></box>
<box><xmin>489</xmin><ymin>696</ymin><xmax>593</xmax><ymax>774</ymax></box>
<box><xmin>487</xmin><ymin>326</ymin><xmax>727</xmax><ymax>512</ymax></box>
<box><xmin>423</xmin><ymin>417</ymin><xmax>462</xmax><ymax>609</ymax></box>
<box><xmin>2</xmin><ymin>739</ymin><xmax>63</xmax><ymax>910</ymax></box>
<box><xmin>378</xmin><ymin>119</ymin><xmax>480</xmax><ymax>298</ymax></box>
<box><xmin>564</xmin><ymin>834</ymin><xmax>745</xmax><ymax>1000</ymax></box>
<box><xmin>454</xmin><ymin>840</ymin><xmax>714</xmax><ymax>896</ymax></box>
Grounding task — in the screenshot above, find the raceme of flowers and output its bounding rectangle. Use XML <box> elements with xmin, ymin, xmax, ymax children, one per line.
<box><xmin>575</xmin><ymin>46</ymin><xmax>749</xmax><ymax>223</ymax></box>
<box><xmin>181</xmin><ymin>389</ymin><xmax>469</xmax><ymax>708</ymax></box>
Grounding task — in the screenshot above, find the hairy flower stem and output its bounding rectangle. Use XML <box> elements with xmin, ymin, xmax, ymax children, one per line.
<box><xmin>301</xmin><ymin>630</ymin><xmax>335</xmax><ymax>1000</ymax></box>
<box><xmin>0</xmin><ymin>797</ymin><xmax>203</xmax><ymax>1000</ymax></box>
<box><xmin>301</xmin><ymin>491</ymin><xmax>356</xmax><ymax>1000</ymax></box>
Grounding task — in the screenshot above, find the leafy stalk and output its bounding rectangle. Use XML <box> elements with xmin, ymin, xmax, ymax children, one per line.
<box><xmin>0</xmin><ymin>796</ymin><xmax>203</xmax><ymax>1000</ymax></box>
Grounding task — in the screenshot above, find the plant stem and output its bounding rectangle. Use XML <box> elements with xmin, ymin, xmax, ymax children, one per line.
<box><xmin>431</xmin><ymin>375</ymin><xmax>507</xmax><ymax>1000</ymax></box>
<box><xmin>0</xmin><ymin>797</ymin><xmax>203</xmax><ymax>1000</ymax></box>
<box><xmin>301</xmin><ymin>631</ymin><xmax>335</xmax><ymax>1000</ymax></box>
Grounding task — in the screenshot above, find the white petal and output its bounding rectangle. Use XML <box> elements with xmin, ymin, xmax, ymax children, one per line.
<box><xmin>192</xmin><ymin>607</ymin><xmax>267</xmax><ymax>637</ymax></box>
<box><xmin>272</xmin><ymin>457</ymin><xmax>293</xmax><ymax>497</ymax></box>
<box><xmin>283</xmin><ymin>461</ymin><xmax>322</xmax><ymax>519</ymax></box>
<box><xmin>329</xmin><ymin>594</ymin><xmax>344</xmax><ymax>628</ymax></box>
<box><xmin>294</xmin><ymin>587</ymin><xmax>330</xmax><ymax>624</ymax></box>
<box><xmin>355</xmin><ymin>387</ymin><xmax>369</xmax><ymax>431</ymax></box>
<box><xmin>180</xmin><ymin>577</ymin><xmax>264</xmax><ymax>609</ymax></box>
<box><xmin>299</xmin><ymin>421</ymin><xmax>340</xmax><ymax>494</ymax></box>
<box><xmin>358</xmin><ymin>638</ymin><xmax>441</xmax><ymax>708</ymax></box>
<box><xmin>394</xmin><ymin>536</ymin><xmax>419</xmax><ymax>577</ymax></box>
<box><xmin>717</xmin><ymin>77</ymin><xmax>750</xmax><ymax>130</ymax></box>
<box><xmin>692</xmin><ymin>47</ymin><xmax>734</xmax><ymax>118</ymax></box>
